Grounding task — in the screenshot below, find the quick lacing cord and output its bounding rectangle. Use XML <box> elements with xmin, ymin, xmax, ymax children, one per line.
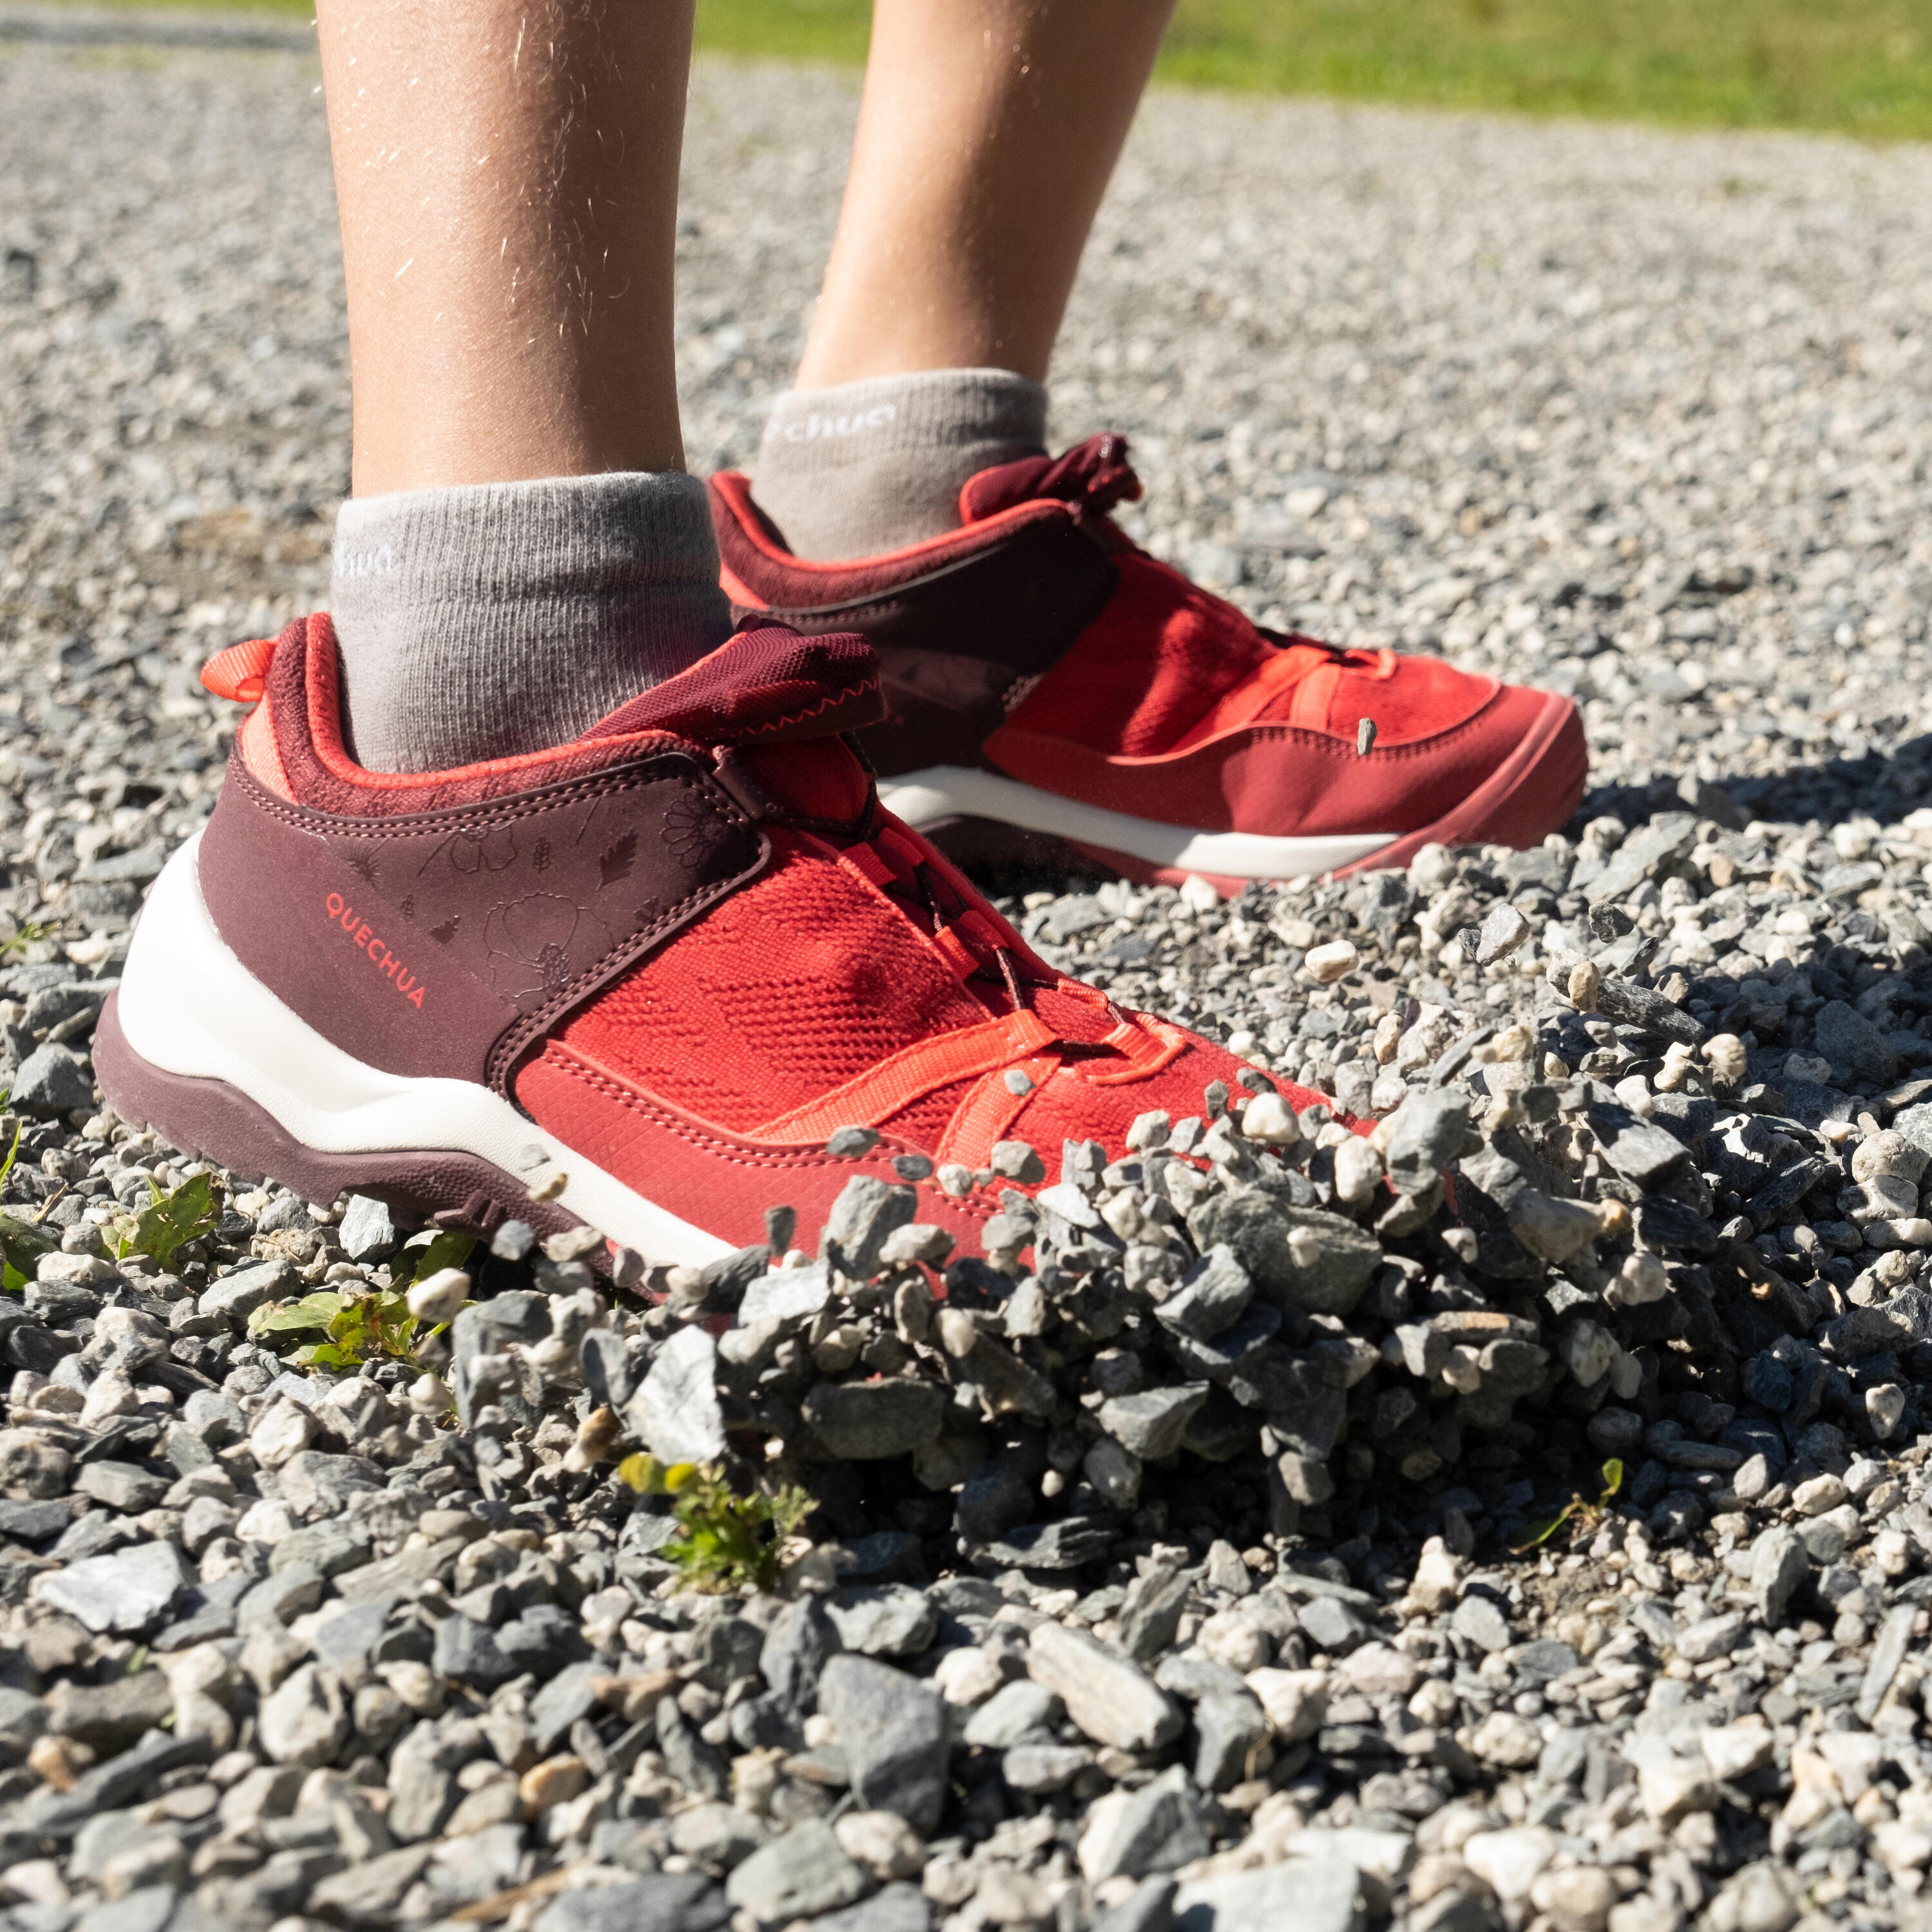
<box><xmin>887</xmin><ymin>844</ymin><xmax>1044</xmax><ymax>1016</ymax></box>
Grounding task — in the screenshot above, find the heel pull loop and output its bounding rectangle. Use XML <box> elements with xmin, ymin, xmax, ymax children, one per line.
<box><xmin>200</xmin><ymin>636</ymin><xmax>278</xmax><ymax>706</ymax></box>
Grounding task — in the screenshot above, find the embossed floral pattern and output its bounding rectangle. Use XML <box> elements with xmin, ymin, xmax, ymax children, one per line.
<box><xmin>660</xmin><ymin>792</ymin><xmax>723</xmax><ymax>865</ymax></box>
<box><xmin>482</xmin><ymin>892</ymin><xmax>609</xmax><ymax>1007</ymax></box>
<box><xmin>441</xmin><ymin>826</ymin><xmax>518</xmax><ymax>875</ymax></box>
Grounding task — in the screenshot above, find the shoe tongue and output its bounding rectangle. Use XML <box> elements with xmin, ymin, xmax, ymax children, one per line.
<box><xmin>583</xmin><ymin>621</ymin><xmax>884</xmax><ymax>746</ymax></box>
<box><xmin>958</xmin><ymin>431</ymin><xmax>1143</xmax><ymax>524</ymax></box>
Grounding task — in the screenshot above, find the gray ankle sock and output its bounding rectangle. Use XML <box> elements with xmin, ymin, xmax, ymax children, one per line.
<box><xmin>328</xmin><ymin>471</ymin><xmax>732</xmax><ymax>773</ymax></box>
<box><xmin>750</xmin><ymin>368</ymin><xmax>1047</xmax><ymax>561</ymax></box>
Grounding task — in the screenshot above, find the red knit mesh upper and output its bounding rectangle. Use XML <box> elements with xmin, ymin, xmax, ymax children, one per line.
<box><xmin>554</xmin><ymin>830</ymin><xmax>997</xmax><ymax>1133</ymax></box>
<box><xmin>1001</xmin><ymin>555</ymin><xmax>1289</xmax><ymax>755</ymax></box>
<box><xmin>1005</xmin><ymin>552</ymin><xmax>1501</xmax><ymax>759</ymax></box>
<box><xmin>875</xmin><ymin>1081</ymin><xmax>978</xmax><ymax>1151</ymax></box>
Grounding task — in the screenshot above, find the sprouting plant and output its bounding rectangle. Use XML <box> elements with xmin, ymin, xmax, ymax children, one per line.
<box><xmin>249</xmin><ymin>1284</ymin><xmax>428</xmax><ymax>1372</ymax></box>
<box><xmin>620</xmin><ymin>1458</ymin><xmax>813</xmax><ymax>1595</ymax></box>
<box><xmin>0</xmin><ymin>1112</ymin><xmax>54</xmax><ymax>1292</ymax></box>
<box><xmin>0</xmin><ymin>922</ymin><xmax>51</xmax><ymax>961</ymax></box>
<box><xmin>0</xmin><ymin>1209</ymin><xmax>54</xmax><ymax>1293</ymax></box>
<box><xmin>246</xmin><ymin>1231</ymin><xmax>475</xmax><ymax>1372</ymax></box>
<box><xmin>108</xmin><ymin>1171</ymin><xmax>222</xmax><ymax>1271</ymax></box>
<box><xmin>1510</xmin><ymin>1459</ymin><xmax>1625</xmax><ymax>1555</ymax></box>
<box><xmin>386</xmin><ymin>1229</ymin><xmax>477</xmax><ymax>1295</ymax></box>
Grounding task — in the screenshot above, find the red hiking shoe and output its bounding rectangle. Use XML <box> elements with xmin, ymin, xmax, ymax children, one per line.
<box><xmin>710</xmin><ymin>434</ymin><xmax>1586</xmax><ymax>892</ymax></box>
<box><xmin>96</xmin><ymin>617</ymin><xmax>1327</xmax><ymax>1264</ymax></box>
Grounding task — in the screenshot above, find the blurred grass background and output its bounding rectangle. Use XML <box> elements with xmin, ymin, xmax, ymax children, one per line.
<box><xmin>695</xmin><ymin>0</ymin><xmax>1932</xmax><ymax>140</ymax></box>
<box><xmin>36</xmin><ymin>0</ymin><xmax>1932</xmax><ymax>140</ymax></box>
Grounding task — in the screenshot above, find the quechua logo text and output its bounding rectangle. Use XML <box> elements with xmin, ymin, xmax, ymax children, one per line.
<box><xmin>326</xmin><ymin>892</ymin><xmax>425</xmax><ymax>1009</ymax></box>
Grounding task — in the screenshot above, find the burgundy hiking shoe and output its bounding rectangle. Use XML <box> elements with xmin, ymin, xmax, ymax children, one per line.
<box><xmin>710</xmin><ymin>433</ymin><xmax>1587</xmax><ymax>893</ymax></box>
<box><xmin>96</xmin><ymin>616</ymin><xmax>1336</xmax><ymax>1264</ymax></box>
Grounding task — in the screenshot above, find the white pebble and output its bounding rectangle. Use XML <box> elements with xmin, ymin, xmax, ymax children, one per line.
<box><xmin>1304</xmin><ymin>940</ymin><xmax>1359</xmax><ymax>983</ymax></box>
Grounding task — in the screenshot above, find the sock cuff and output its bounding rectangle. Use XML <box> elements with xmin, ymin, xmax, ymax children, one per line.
<box><xmin>331</xmin><ymin>469</ymin><xmax>721</xmax><ymax>607</ymax></box>
<box><xmin>326</xmin><ymin>469</ymin><xmax>732</xmax><ymax>773</ymax></box>
<box><xmin>756</xmin><ymin>368</ymin><xmax>1048</xmax><ymax>477</ymax></box>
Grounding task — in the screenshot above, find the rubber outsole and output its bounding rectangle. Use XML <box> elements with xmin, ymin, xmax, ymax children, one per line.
<box><xmin>95</xmin><ymin>992</ymin><xmax>588</xmax><ymax>1248</ymax></box>
<box><xmin>100</xmin><ymin>837</ymin><xmax>735</xmax><ymax>1264</ymax></box>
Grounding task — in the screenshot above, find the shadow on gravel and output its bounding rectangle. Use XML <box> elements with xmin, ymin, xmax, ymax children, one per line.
<box><xmin>1578</xmin><ymin>731</ymin><xmax>1932</xmax><ymax>840</ymax></box>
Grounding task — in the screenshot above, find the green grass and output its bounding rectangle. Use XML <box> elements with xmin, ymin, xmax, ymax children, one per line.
<box><xmin>35</xmin><ymin>0</ymin><xmax>1932</xmax><ymax>140</ymax></box>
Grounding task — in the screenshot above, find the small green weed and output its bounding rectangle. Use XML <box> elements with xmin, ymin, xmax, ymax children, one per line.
<box><xmin>0</xmin><ymin>1115</ymin><xmax>55</xmax><ymax>1291</ymax></box>
<box><xmin>246</xmin><ymin>1230</ymin><xmax>474</xmax><ymax>1372</ymax></box>
<box><xmin>108</xmin><ymin>1170</ymin><xmax>222</xmax><ymax>1271</ymax></box>
<box><xmin>621</xmin><ymin>1457</ymin><xmax>813</xmax><ymax>1594</ymax></box>
<box><xmin>249</xmin><ymin>1283</ymin><xmax>431</xmax><ymax>1371</ymax></box>
<box><xmin>387</xmin><ymin>1229</ymin><xmax>478</xmax><ymax>1295</ymax></box>
<box><xmin>0</xmin><ymin>922</ymin><xmax>52</xmax><ymax>961</ymax></box>
<box><xmin>1511</xmin><ymin>1458</ymin><xmax>1624</xmax><ymax>1554</ymax></box>
<box><xmin>0</xmin><ymin>1211</ymin><xmax>56</xmax><ymax>1292</ymax></box>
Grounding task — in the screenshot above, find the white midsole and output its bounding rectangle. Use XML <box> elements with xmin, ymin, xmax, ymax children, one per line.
<box><xmin>115</xmin><ymin>835</ymin><xmax>732</xmax><ymax>1265</ymax></box>
<box><xmin>877</xmin><ymin>765</ymin><xmax>1391</xmax><ymax>880</ymax></box>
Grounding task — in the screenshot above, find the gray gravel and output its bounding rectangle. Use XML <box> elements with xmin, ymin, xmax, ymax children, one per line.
<box><xmin>4</xmin><ymin>20</ymin><xmax>1932</xmax><ymax>1932</ymax></box>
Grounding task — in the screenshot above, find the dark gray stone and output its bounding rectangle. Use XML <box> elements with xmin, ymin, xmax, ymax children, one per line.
<box><xmin>1298</xmin><ymin>1595</ymin><xmax>1369</xmax><ymax>1654</ymax></box>
<box><xmin>820</xmin><ymin>1175</ymin><xmax>917</xmax><ymax>1282</ymax></box>
<box><xmin>1193</xmin><ymin>1691</ymin><xmax>1268</xmax><ymax>1792</ymax></box>
<box><xmin>726</xmin><ymin>1822</ymin><xmax>871</xmax><ymax>1923</ymax></box>
<box><xmin>818</xmin><ymin>1654</ymin><xmax>949</xmax><ymax>1832</ymax></box>
<box><xmin>1815</xmin><ymin>1000</ymin><xmax>1897</xmax><ymax>1086</ymax></box>
<box><xmin>48</xmin><ymin>1670</ymin><xmax>172</xmax><ymax>1754</ymax></box>
<box><xmin>1585</xmin><ymin>812</ymin><xmax>1697</xmax><ymax>904</ymax></box>
<box><xmin>182</xmin><ymin>1388</ymin><xmax>248</xmax><ymax>1445</ymax></box>
<box><xmin>803</xmin><ymin>1378</ymin><xmax>946</xmax><ymax>1459</ymax></box>
<box><xmin>826</xmin><ymin>1584</ymin><xmax>936</xmax><ymax>1658</ymax></box>
<box><xmin>761</xmin><ymin>1595</ymin><xmax>844</xmax><ymax>1715</ymax></box>
<box><xmin>1120</xmin><ymin>1566</ymin><xmax>1191</xmax><ymax>1663</ymax></box>
<box><xmin>972</xmin><ymin>1517</ymin><xmax>1115</xmax><ymax>1569</ymax></box>
<box><xmin>1100</xmin><ymin>1384</ymin><xmax>1209</xmax><ymax>1460</ymax></box>
<box><xmin>1155</xmin><ymin>1244</ymin><xmax>1252</xmax><ymax>1341</ymax></box>
<box><xmin>24</xmin><ymin>1728</ymin><xmax>213</xmax><ymax>1839</ymax></box>
<box><xmin>198</xmin><ymin>1260</ymin><xmax>293</xmax><ymax>1325</ymax></box>
<box><xmin>809</xmin><ymin>1881</ymin><xmax>932</xmax><ymax>1932</ymax></box>
<box><xmin>277</xmin><ymin>1450</ymin><xmax>384</xmax><ymax>1520</ymax></box>
<box><xmin>1189</xmin><ymin>1193</ymin><xmax>1380</xmax><ymax>1316</ymax></box>
<box><xmin>530</xmin><ymin>1660</ymin><xmax>603</xmax><ymax>1753</ymax></box>
<box><xmin>38</xmin><ymin>1540</ymin><xmax>188</xmax><ymax>1634</ymax></box>
<box><xmin>1093</xmin><ymin>1877</ymin><xmax>1178</xmax><ymax>1932</ymax></box>
<box><xmin>11</xmin><ymin>1042</ymin><xmax>94</xmax><ymax>1117</ymax></box>
<box><xmin>533</xmin><ymin>1872</ymin><xmax>732</xmax><ymax>1932</ymax></box>
<box><xmin>1450</xmin><ymin>1594</ymin><xmax>1511</xmax><ymax>1654</ymax></box>
<box><xmin>237</xmin><ymin>1561</ymin><xmax>325</xmax><ymax>1628</ymax></box>
<box><xmin>658</xmin><ymin>1696</ymin><xmax>730</xmax><ymax>1801</ymax></box>
<box><xmin>580</xmin><ymin>1327</ymin><xmax>637</xmax><ymax>1411</ymax></box>
<box><xmin>626</xmin><ymin>1325</ymin><xmax>725</xmax><ymax>1466</ymax></box>
<box><xmin>1752</xmin><ymin>1528</ymin><xmax>1810</xmax><ymax>1627</ymax></box>
<box><xmin>1082</xmin><ymin>1766</ymin><xmax>1213</xmax><ymax>1882</ymax></box>
<box><xmin>957</xmin><ymin>1455</ymin><xmax>1037</xmax><ymax>1544</ymax></box>
<box><xmin>1381</xmin><ymin>1091</ymin><xmax>1471</xmax><ymax>1194</ymax></box>
<box><xmin>75</xmin><ymin>1460</ymin><xmax>169</xmax><ymax>1511</ymax></box>
<box><xmin>433</xmin><ymin>1613</ymin><xmax>516</xmax><ymax>1689</ymax></box>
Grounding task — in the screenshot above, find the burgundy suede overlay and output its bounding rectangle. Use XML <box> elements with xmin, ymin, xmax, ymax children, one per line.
<box><xmin>710</xmin><ymin>475</ymin><xmax>1118</xmax><ymax>777</ymax></box>
<box><xmin>198</xmin><ymin>754</ymin><xmax>768</xmax><ymax>1091</ymax></box>
<box><xmin>957</xmin><ymin>432</ymin><xmax>1144</xmax><ymax>524</ymax></box>
<box><xmin>586</xmin><ymin>623</ymin><xmax>887</xmax><ymax>746</ymax></box>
